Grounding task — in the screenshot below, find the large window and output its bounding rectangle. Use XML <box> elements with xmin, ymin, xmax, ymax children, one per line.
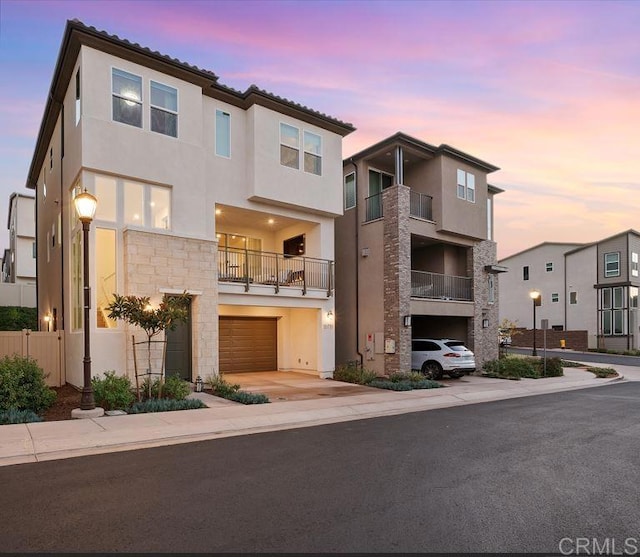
<box><xmin>457</xmin><ymin>170</ymin><xmax>475</xmax><ymax>202</ymax></box>
<box><xmin>303</xmin><ymin>131</ymin><xmax>322</xmax><ymax>175</ymax></box>
<box><xmin>280</xmin><ymin>123</ymin><xmax>299</xmax><ymax>169</ymax></box>
<box><xmin>96</xmin><ymin>229</ymin><xmax>117</xmax><ymax>328</ymax></box>
<box><xmin>215</xmin><ymin>109</ymin><xmax>231</xmax><ymax>157</ymax></box>
<box><xmin>344</xmin><ymin>172</ymin><xmax>356</xmax><ymax>210</ymax></box>
<box><xmin>150</xmin><ymin>81</ymin><xmax>177</xmax><ymax>137</ymax></box>
<box><xmin>112</xmin><ymin>68</ymin><xmax>142</xmax><ymax>128</ymax></box>
<box><xmin>94</xmin><ymin>174</ymin><xmax>171</xmax><ymax>230</ymax></box>
<box><xmin>604</xmin><ymin>252</ymin><xmax>620</xmax><ymax>277</ymax></box>
<box><xmin>600</xmin><ymin>286</ymin><xmax>626</xmax><ymax>336</ymax></box>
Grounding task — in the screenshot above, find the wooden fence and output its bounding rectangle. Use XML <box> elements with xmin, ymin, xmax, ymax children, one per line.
<box><xmin>0</xmin><ymin>330</ymin><xmax>64</xmax><ymax>387</ymax></box>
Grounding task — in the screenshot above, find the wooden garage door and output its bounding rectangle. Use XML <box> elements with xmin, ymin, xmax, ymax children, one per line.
<box><xmin>219</xmin><ymin>317</ymin><xmax>277</xmax><ymax>372</ymax></box>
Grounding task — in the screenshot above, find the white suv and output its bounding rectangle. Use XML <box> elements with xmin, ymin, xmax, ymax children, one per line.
<box><xmin>411</xmin><ymin>339</ymin><xmax>476</xmax><ymax>380</ymax></box>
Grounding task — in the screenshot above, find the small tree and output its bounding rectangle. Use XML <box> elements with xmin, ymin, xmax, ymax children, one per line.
<box><xmin>499</xmin><ymin>318</ymin><xmax>521</xmax><ymax>356</ymax></box>
<box><xmin>107</xmin><ymin>292</ymin><xmax>190</xmax><ymax>399</ymax></box>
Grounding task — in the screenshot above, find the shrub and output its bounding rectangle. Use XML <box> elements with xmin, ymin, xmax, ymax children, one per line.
<box><xmin>0</xmin><ymin>306</ymin><xmax>37</xmax><ymax>331</ymax></box>
<box><xmin>560</xmin><ymin>360</ymin><xmax>585</xmax><ymax>368</ymax></box>
<box><xmin>225</xmin><ymin>391</ymin><xmax>270</xmax><ymax>404</ymax></box>
<box><xmin>333</xmin><ymin>363</ymin><xmax>377</xmax><ymax>385</ymax></box>
<box><xmin>0</xmin><ymin>355</ymin><xmax>56</xmax><ymax>413</ymax></box>
<box><xmin>92</xmin><ymin>371</ymin><xmax>135</xmax><ymax>411</ymax></box>
<box><xmin>369</xmin><ymin>378</ymin><xmax>442</xmax><ymax>391</ymax></box>
<box><xmin>535</xmin><ymin>357</ymin><xmax>563</xmax><ymax>377</ymax></box>
<box><xmin>162</xmin><ymin>374</ymin><xmax>191</xmax><ymax>400</ymax></box>
<box><xmin>128</xmin><ymin>398</ymin><xmax>206</xmax><ymax>414</ymax></box>
<box><xmin>369</xmin><ymin>380</ymin><xmax>413</xmax><ymax>391</ymax></box>
<box><xmin>388</xmin><ymin>371</ymin><xmax>425</xmax><ymax>383</ymax></box>
<box><xmin>0</xmin><ymin>408</ymin><xmax>43</xmax><ymax>424</ymax></box>
<box><xmin>206</xmin><ymin>374</ymin><xmax>241</xmax><ymax>397</ymax></box>
<box><xmin>586</xmin><ymin>366</ymin><xmax>618</xmax><ymax>378</ymax></box>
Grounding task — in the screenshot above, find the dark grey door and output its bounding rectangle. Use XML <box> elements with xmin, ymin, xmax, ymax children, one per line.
<box><xmin>165</xmin><ymin>298</ymin><xmax>192</xmax><ymax>381</ymax></box>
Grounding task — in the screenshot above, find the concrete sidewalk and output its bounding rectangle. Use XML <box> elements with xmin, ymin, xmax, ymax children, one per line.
<box><xmin>0</xmin><ymin>365</ymin><xmax>630</xmax><ymax>467</ymax></box>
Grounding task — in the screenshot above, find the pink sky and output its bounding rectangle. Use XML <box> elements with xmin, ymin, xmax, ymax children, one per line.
<box><xmin>1</xmin><ymin>0</ymin><xmax>638</xmax><ymax>259</ymax></box>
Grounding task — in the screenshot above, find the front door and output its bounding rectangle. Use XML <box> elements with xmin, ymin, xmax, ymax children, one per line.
<box><xmin>165</xmin><ymin>297</ymin><xmax>192</xmax><ymax>381</ymax></box>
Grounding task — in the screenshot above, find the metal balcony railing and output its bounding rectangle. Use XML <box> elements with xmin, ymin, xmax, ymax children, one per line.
<box><xmin>411</xmin><ymin>270</ymin><xmax>472</xmax><ymax>301</ymax></box>
<box><xmin>218</xmin><ymin>247</ymin><xmax>333</xmax><ymax>297</ymax></box>
<box><xmin>409</xmin><ymin>191</ymin><xmax>433</xmax><ymax>220</ymax></box>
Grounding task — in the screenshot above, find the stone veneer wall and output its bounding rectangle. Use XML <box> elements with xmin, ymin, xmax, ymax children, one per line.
<box><xmin>123</xmin><ymin>229</ymin><xmax>218</xmax><ymax>381</ymax></box>
<box><xmin>382</xmin><ymin>184</ymin><xmax>412</xmax><ymax>374</ymax></box>
<box><xmin>469</xmin><ymin>240</ymin><xmax>500</xmax><ymax>370</ymax></box>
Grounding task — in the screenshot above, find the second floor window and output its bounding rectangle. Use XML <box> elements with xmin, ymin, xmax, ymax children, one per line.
<box><xmin>523</xmin><ymin>266</ymin><xmax>529</xmax><ymax>281</ymax></box>
<box><xmin>344</xmin><ymin>173</ymin><xmax>356</xmax><ymax>210</ymax></box>
<box><xmin>546</xmin><ymin>262</ymin><xmax>553</xmax><ymax>272</ymax></box>
<box><xmin>215</xmin><ymin>110</ymin><xmax>231</xmax><ymax>157</ymax></box>
<box><xmin>604</xmin><ymin>252</ymin><xmax>620</xmax><ymax>277</ymax></box>
<box><xmin>457</xmin><ymin>170</ymin><xmax>475</xmax><ymax>202</ymax></box>
<box><xmin>303</xmin><ymin>131</ymin><xmax>322</xmax><ymax>175</ymax></box>
<box><xmin>551</xmin><ymin>293</ymin><xmax>559</xmax><ymax>303</ymax></box>
<box><xmin>570</xmin><ymin>291</ymin><xmax>577</xmax><ymax>304</ymax></box>
<box><xmin>280</xmin><ymin>123</ymin><xmax>299</xmax><ymax>169</ymax></box>
<box><xmin>150</xmin><ymin>81</ymin><xmax>178</xmax><ymax>137</ymax></box>
<box><xmin>632</xmin><ymin>252</ymin><xmax>639</xmax><ymax>277</ymax></box>
<box><xmin>112</xmin><ymin>68</ymin><xmax>142</xmax><ymax>128</ymax></box>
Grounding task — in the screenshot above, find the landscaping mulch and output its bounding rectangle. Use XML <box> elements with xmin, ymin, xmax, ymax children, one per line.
<box><xmin>42</xmin><ymin>384</ymin><xmax>82</xmax><ymax>422</ymax></box>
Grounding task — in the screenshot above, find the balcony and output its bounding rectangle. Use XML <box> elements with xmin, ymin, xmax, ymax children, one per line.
<box><xmin>364</xmin><ymin>190</ymin><xmax>433</xmax><ymax>222</ymax></box>
<box><xmin>218</xmin><ymin>247</ymin><xmax>333</xmax><ymax>297</ymax></box>
<box><xmin>411</xmin><ymin>270</ymin><xmax>472</xmax><ymax>301</ymax></box>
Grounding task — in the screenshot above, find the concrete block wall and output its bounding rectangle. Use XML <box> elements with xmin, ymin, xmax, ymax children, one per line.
<box><xmin>123</xmin><ymin>229</ymin><xmax>218</xmax><ymax>381</ymax></box>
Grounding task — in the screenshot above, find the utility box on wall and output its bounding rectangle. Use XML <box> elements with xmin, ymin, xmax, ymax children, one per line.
<box><xmin>384</xmin><ymin>338</ymin><xmax>396</xmax><ymax>354</ymax></box>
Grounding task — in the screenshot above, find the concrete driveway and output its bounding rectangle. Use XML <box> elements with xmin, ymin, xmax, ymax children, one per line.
<box><xmin>223</xmin><ymin>371</ymin><xmax>374</xmax><ymax>402</ymax></box>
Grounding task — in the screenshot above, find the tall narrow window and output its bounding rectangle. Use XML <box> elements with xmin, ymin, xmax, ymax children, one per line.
<box><xmin>488</xmin><ymin>274</ymin><xmax>495</xmax><ymax>304</ymax></box>
<box><xmin>280</xmin><ymin>123</ymin><xmax>299</xmax><ymax>169</ymax></box>
<box><xmin>570</xmin><ymin>291</ymin><xmax>577</xmax><ymax>304</ymax></box>
<box><xmin>95</xmin><ymin>175</ymin><xmax>117</xmax><ymax>222</ymax></box>
<box><xmin>124</xmin><ymin>181</ymin><xmax>145</xmax><ymax>226</ymax></box>
<box><xmin>632</xmin><ymin>252</ymin><xmax>639</xmax><ymax>277</ymax></box>
<box><xmin>487</xmin><ymin>198</ymin><xmax>492</xmax><ymax>240</ymax></box>
<box><xmin>631</xmin><ymin>287</ymin><xmax>638</xmax><ymax>308</ymax></box>
<box><xmin>456</xmin><ymin>169</ymin><xmax>466</xmax><ymax>199</ymax></box>
<box><xmin>344</xmin><ymin>172</ymin><xmax>356</xmax><ymax>210</ymax></box>
<box><xmin>523</xmin><ymin>266</ymin><xmax>529</xmax><ymax>281</ymax></box>
<box><xmin>96</xmin><ymin>229</ymin><xmax>117</xmax><ymax>328</ymax></box>
<box><xmin>303</xmin><ymin>131</ymin><xmax>322</xmax><ymax>175</ymax></box>
<box><xmin>72</xmin><ymin>230</ymin><xmax>82</xmax><ymax>331</ymax></box>
<box><xmin>215</xmin><ymin>109</ymin><xmax>231</xmax><ymax>157</ymax></box>
<box><xmin>604</xmin><ymin>252</ymin><xmax>620</xmax><ymax>277</ymax></box>
<box><xmin>112</xmin><ymin>68</ymin><xmax>142</xmax><ymax>127</ymax></box>
<box><xmin>150</xmin><ymin>81</ymin><xmax>177</xmax><ymax>137</ymax></box>
<box><xmin>466</xmin><ymin>173</ymin><xmax>475</xmax><ymax>202</ymax></box>
<box><xmin>75</xmin><ymin>69</ymin><xmax>81</xmax><ymax>126</ymax></box>
<box><xmin>150</xmin><ymin>186</ymin><xmax>171</xmax><ymax>229</ymax></box>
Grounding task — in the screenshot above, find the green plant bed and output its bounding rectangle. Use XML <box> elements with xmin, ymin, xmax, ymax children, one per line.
<box><xmin>333</xmin><ymin>363</ymin><xmax>377</xmax><ymax>385</ymax></box>
<box><xmin>225</xmin><ymin>391</ymin><xmax>270</xmax><ymax>404</ymax></box>
<box><xmin>483</xmin><ymin>356</ymin><xmax>564</xmax><ymax>380</ymax></box>
<box><xmin>127</xmin><ymin>398</ymin><xmax>207</xmax><ymax>414</ymax></box>
<box><xmin>205</xmin><ymin>374</ymin><xmax>270</xmax><ymax>404</ymax></box>
<box><xmin>0</xmin><ymin>408</ymin><xmax>43</xmax><ymax>424</ymax></box>
<box><xmin>369</xmin><ymin>378</ymin><xmax>442</xmax><ymax>391</ymax></box>
<box><xmin>586</xmin><ymin>366</ymin><xmax>619</xmax><ymax>378</ymax></box>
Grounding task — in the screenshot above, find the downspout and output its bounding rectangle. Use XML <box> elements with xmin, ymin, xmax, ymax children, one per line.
<box><xmin>349</xmin><ymin>158</ymin><xmax>363</xmax><ymax>367</ymax></box>
<box><xmin>60</xmin><ymin>103</ymin><xmax>65</xmax><ymax>335</ymax></box>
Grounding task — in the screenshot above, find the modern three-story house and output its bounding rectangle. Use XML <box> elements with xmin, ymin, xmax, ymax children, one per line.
<box><xmin>26</xmin><ymin>20</ymin><xmax>354</xmax><ymax>387</ymax></box>
<box><xmin>335</xmin><ymin>133</ymin><xmax>504</xmax><ymax>375</ymax></box>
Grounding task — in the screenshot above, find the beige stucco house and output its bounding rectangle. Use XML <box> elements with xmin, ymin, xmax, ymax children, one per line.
<box><xmin>499</xmin><ymin>231</ymin><xmax>640</xmax><ymax>351</ymax></box>
<box><xmin>25</xmin><ymin>20</ymin><xmax>354</xmax><ymax>387</ymax></box>
<box><xmin>335</xmin><ymin>133</ymin><xmax>504</xmax><ymax>375</ymax></box>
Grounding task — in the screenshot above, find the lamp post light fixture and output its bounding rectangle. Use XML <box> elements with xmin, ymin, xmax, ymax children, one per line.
<box><xmin>529</xmin><ymin>289</ymin><xmax>541</xmax><ymax>357</ymax></box>
<box><xmin>72</xmin><ymin>189</ymin><xmax>103</xmax><ymax>417</ymax></box>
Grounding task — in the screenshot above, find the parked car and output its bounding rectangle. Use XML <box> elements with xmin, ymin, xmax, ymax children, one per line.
<box><xmin>411</xmin><ymin>338</ymin><xmax>476</xmax><ymax>379</ymax></box>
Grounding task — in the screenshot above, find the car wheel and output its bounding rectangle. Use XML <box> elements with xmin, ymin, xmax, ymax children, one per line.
<box><xmin>421</xmin><ymin>361</ymin><xmax>443</xmax><ymax>380</ymax></box>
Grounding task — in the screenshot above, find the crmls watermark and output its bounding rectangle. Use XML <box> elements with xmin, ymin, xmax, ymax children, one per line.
<box><xmin>559</xmin><ymin>537</ymin><xmax>639</xmax><ymax>555</ymax></box>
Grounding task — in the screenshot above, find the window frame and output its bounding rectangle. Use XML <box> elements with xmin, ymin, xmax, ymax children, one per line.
<box><xmin>551</xmin><ymin>293</ymin><xmax>559</xmax><ymax>303</ymax></box>
<box><xmin>604</xmin><ymin>252</ymin><xmax>620</xmax><ymax>278</ymax></box>
<box><xmin>280</xmin><ymin>122</ymin><xmax>300</xmax><ymax>170</ymax></box>
<box><xmin>111</xmin><ymin>67</ymin><xmax>143</xmax><ymax>128</ymax></box>
<box><xmin>523</xmin><ymin>266</ymin><xmax>529</xmax><ymax>281</ymax></box>
<box><xmin>149</xmin><ymin>80</ymin><xmax>178</xmax><ymax>138</ymax></box>
<box><xmin>303</xmin><ymin>130</ymin><xmax>322</xmax><ymax>176</ymax></box>
<box><xmin>215</xmin><ymin>109</ymin><xmax>231</xmax><ymax>158</ymax></box>
<box><xmin>344</xmin><ymin>172</ymin><xmax>356</xmax><ymax>210</ymax></box>
<box><xmin>546</xmin><ymin>262</ymin><xmax>553</xmax><ymax>272</ymax></box>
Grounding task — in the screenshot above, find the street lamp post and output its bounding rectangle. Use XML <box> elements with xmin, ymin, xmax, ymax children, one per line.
<box><xmin>72</xmin><ymin>189</ymin><xmax>102</xmax><ymax>416</ymax></box>
<box><xmin>530</xmin><ymin>290</ymin><xmax>541</xmax><ymax>357</ymax></box>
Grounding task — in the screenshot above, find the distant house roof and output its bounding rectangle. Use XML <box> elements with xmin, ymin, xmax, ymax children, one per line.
<box><xmin>344</xmin><ymin>131</ymin><xmax>500</xmax><ymax>173</ymax></box>
<box><xmin>498</xmin><ymin>242</ymin><xmax>586</xmax><ymax>262</ymax></box>
<box><xmin>26</xmin><ymin>19</ymin><xmax>355</xmax><ymax>190</ymax></box>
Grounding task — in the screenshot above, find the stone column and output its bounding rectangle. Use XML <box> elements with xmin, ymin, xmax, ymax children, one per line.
<box><xmin>382</xmin><ymin>184</ymin><xmax>412</xmax><ymax>374</ymax></box>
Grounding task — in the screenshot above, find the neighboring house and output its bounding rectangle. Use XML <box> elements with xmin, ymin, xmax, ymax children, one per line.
<box><xmin>498</xmin><ymin>230</ymin><xmax>640</xmax><ymax>350</ymax></box>
<box><xmin>25</xmin><ymin>20</ymin><xmax>354</xmax><ymax>388</ymax></box>
<box><xmin>4</xmin><ymin>193</ymin><xmax>36</xmax><ymax>284</ymax></box>
<box><xmin>335</xmin><ymin>132</ymin><xmax>504</xmax><ymax>375</ymax></box>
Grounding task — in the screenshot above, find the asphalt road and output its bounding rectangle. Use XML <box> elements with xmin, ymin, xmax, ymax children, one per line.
<box><xmin>509</xmin><ymin>346</ymin><xmax>640</xmax><ymax>368</ymax></box>
<box><xmin>2</xmin><ymin>383</ymin><xmax>640</xmax><ymax>553</ymax></box>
